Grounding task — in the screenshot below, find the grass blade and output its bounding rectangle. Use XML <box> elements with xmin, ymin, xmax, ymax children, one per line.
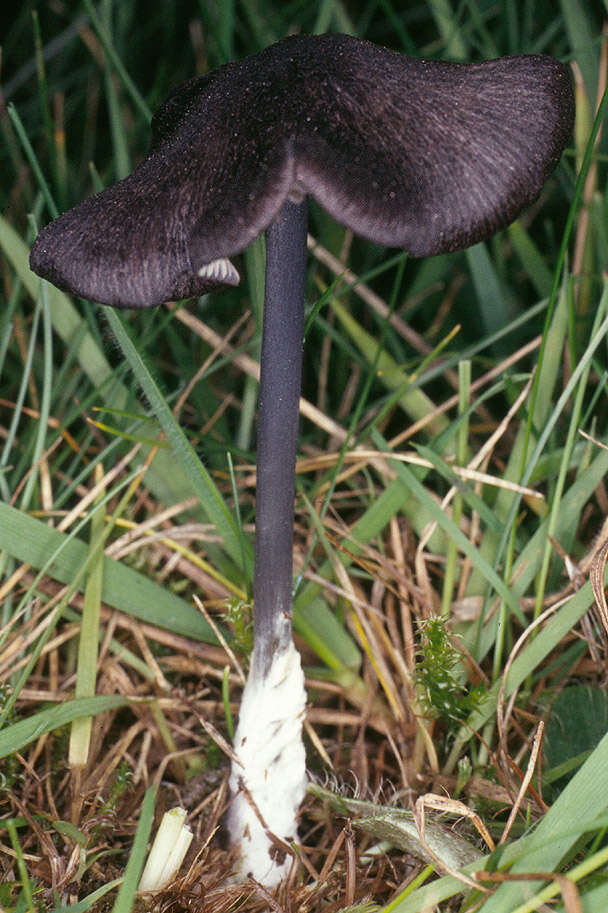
<box><xmin>0</xmin><ymin>696</ymin><xmax>129</xmax><ymax>758</ymax></box>
<box><xmin>111</xmin><ymin>786</ymin><xmax>156</xmax><ymax>913</ymax></box>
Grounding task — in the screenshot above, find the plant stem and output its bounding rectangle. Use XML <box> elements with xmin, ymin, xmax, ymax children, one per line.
<box><xmin>253</xmin><ymin>196</ymin><xmax>308</xmax><ymax>678</ymax></box>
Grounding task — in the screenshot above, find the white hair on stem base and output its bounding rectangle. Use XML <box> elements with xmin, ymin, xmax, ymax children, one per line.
<box><xmin>227</xmin><ymin>639</ymin><xmax>307</xmax><ymax>886</ymax></box>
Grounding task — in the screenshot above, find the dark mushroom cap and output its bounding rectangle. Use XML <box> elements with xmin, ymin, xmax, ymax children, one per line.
<box><xmin>30</xmin><ymin>33</ymin><xmax>574</xmax><ymax>308</ymax></box>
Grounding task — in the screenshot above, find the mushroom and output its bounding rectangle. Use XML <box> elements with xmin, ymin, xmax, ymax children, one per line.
<box><xmin>29</xmin><ymin>33</ymin><xmax>574</xmax><ymax>886</ymax></box>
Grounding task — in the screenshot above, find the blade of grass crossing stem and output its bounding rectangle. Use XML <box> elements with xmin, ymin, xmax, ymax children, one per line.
<box><xmin>69</xmin><ymin>464</ymin><xmax>105</xmax><ymax>769</ymax></box>
<box><xmin>304</xmin><ymin>273</ymin><xmax>342</xmax><ymax>338</ymax></box>
<box><xmin>111</xmin><ymin>785</ymin><xmax>156</xmax><ymax>913</ymax></box>
<box><xmin>440</xmin><ymin>359</ymin><xmax>470</xmax><ymax>617</ymax></box>
<box><xmin>104</xmin><ymin>308</ymin><xmax>244</xmax><ymax>570</ymax></box>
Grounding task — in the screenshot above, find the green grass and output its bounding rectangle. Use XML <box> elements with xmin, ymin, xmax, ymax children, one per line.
<box><xmin>1</xmin><ymin>1</ymin><xmax>607</xmax><ymax>911</ymax></box>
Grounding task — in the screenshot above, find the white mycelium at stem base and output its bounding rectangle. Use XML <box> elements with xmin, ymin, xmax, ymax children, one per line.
<box><xmin>227</xmin><ymin>640</ymin><xmax>307</xmax><ymax>885</ymax></box>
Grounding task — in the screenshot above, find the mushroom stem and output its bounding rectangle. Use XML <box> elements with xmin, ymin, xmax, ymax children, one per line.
<box><xmin>252</xmin><ymin>196</ymin><xmax>308</xmax><ymax>678</ymax></box>
<box><xmin>227</xmin><ymin>198</ymin><xmax>309</xmax><ymax>884</ymax></box>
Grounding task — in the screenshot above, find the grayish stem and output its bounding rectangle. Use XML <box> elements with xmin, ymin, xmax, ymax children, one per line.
<box><xmin>252</xmin><ymin>197</ymin><xmax>308</xmax><ymax>677</ymax></box>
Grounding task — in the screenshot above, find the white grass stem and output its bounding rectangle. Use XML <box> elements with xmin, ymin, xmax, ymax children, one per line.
<box><xmin>138</xmin><ymin>806</ymin><xmax>193</xmax><ymax>893</ymax></box>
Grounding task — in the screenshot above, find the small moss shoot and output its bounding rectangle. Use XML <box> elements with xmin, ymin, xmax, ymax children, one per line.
<box><xmin>223</xmin><ymin>598</ymin><xmax>254</xmax><ymax>658</ymax></box>
<box><xmin>415</xmin><ymin>617</ymin><xmax>484</xmax><ymax>727</ymax></box>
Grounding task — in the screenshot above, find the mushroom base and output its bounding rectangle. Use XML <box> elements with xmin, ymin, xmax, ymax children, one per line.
<box><xmin>227</xmin><ymin>639</ymin><xmax>307</xmax><ymax>885</ymax></box>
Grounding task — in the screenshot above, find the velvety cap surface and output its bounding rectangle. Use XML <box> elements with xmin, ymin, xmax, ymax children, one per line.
<box><xmin>30</xmin><ymin>33</ymin><xmax>574</xmax><ymax>308</ymax></box>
